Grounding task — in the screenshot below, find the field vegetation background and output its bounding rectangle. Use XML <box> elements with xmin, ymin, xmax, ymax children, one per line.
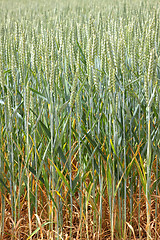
<box><xmin>0</xmin><ymin>0</ymin><xmax>160</xmax><ymax>239</ymax></box>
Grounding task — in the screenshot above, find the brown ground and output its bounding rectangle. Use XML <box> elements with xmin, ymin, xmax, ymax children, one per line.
<box><xmin>1</xmin><ymin>181</ymin><xmax>160</xmax><ymax>240</ymax></box>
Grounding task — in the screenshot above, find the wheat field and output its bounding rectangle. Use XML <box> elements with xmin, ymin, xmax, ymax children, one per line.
<box><xmin>0</xmin><ymin>0</ymin><xmax>160</xmax><ymax>239</ymax></box>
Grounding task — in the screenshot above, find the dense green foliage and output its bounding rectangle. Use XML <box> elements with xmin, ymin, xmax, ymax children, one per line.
<box><xmin>0</xmin><ymin>0</ymin><xmax>160</xmax><ymax>239</ymax></box>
